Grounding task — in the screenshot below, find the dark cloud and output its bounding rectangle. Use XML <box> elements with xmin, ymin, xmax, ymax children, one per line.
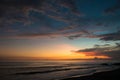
<box><xmin>6</xmin><ymin>29</ymin><xmax>18</xmax><ymax>33</ymax></box>
<box><xmin>0</xmin><ymin>29</ymin><xmax>92</xmax><ymax>39</ymax></box>
<box><xmin>94</xmin><ymin>44</ymin><xmax>110</xmax><ymax>48</ymax></box>
<box><xmin>0</xmin><ymin>0</ymin><xmax>85</xmax><ymax>38</ymax></box>
<box><xmin>104</xmin><ymin>6</ymin><xmax>120</xmax><ymax>15</ymax></box>
<box><xmin>67</xmin><ymin>30</ymin><xmax>93</xmax><ymax>40</ymax></box>
<box><xmin>67</xmin><ymin>30</ymin><xmax>120</xmax><ymax>41</ymax></box>
<box><xmin>102</xmin><ymin>43</ymin><xmax>120</xmax><ymax>59</ymax></box>
<box><xmin>0</xmin><ymin>0</ymin><xmax>82</xmax><ymax>27</ymax></box>
<box><xmin>104</xmin><ymin>0</ymin><xmax>120</xmax><ymax>14</ymax></box>
<box><xmin>99</xmin><ymin>30</ymin><xmax>120</xmax><ymax>41</ymax></box>
<box><xmin>0</xmin><ymin>0</ymin><xmax>40</xmax><ymax>27</ymax></box>
<box><xmin>0</xmin><ymin>0</ymin><xmax>120</xmax><ymax>41</ymax></box>
<box><xmin>75</xmin><ymin>44</ymin><xmax>111</xmax><ymax>54</ymax></box>
<box><xmin>58</xmin><ymin>0</ymin><xmax>82</xmax><ymax>16</ymax></box>
<box><xmin>116</xmin><ymin>43</ymin><xmax>120</xmax><ymax>47</ymax></box>
<box><xmin>58</xmin><ymin>0</ymin><xmax>76</xmax><ymax>9</ymax></box>
<box><xmin>17</xmin><ymin>32</ymin><xmax>61</xmax><ymax>38</ymax></box>
<box><xmin>74</xmin><ymin>43</ymin><xmax>120</xmax><ymax>59</ymax></box>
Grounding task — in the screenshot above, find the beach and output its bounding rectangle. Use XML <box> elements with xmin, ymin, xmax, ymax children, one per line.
<box><xmin>62</xmin><ymin>67</ymin><xmax>120</xmax><ymax>80</ymax></box>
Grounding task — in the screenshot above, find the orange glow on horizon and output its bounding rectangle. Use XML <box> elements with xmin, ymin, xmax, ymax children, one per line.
<box><xmin>0</xmin><ymin>44</ymin><xmax>110</xmax><ymax>60</ymax></box>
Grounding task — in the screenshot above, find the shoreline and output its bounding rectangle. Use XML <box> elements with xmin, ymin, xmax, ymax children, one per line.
<box><xmin>61</xmin><ymin>67</ymin><xmax>120</xmax><ymax>80</ymax></box>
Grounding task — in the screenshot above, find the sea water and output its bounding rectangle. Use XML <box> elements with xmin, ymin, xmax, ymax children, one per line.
<box><xmin>0</xmin><ymin>60</ymin><xmax>119</xmax><ymax>80</ymax></box>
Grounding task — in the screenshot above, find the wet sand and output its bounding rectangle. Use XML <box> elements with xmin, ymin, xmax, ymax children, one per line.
<box><xmin>62</xmin><ymin>68</ymin><xmax>120</xmax><ymax>80</ymax></box>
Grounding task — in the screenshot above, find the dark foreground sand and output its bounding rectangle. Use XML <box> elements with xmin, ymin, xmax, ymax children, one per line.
<box><xmin>62</xmin><ymin>68</ymin><xmax>120</xmax><ymax>80</ymax></box>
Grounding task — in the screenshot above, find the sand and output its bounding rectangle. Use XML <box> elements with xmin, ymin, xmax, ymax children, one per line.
<box><xmin>61</xmin><ymin>67</ymin><xmax>120</xmax><ymax>80</ymax></box>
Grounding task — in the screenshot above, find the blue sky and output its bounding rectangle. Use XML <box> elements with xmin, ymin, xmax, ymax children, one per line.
<box><xmin>0</xmin><ymin>0</ymin><xmax>120</xmax><ymax>59</ymax></box>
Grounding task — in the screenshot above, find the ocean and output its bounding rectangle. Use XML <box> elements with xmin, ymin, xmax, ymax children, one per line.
<box><xmin>0</xmin><ymin>60</ymin><xmax>119</xmax><ymax>80</ymax></box>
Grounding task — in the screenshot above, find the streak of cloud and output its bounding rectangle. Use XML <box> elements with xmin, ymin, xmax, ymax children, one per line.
<box><xmin>74</xmin><ymin>43</ymin><xmax>120</xmax><ymax>59</ymax></box>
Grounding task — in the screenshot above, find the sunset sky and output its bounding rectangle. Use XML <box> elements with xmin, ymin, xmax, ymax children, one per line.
<box><xmin>0</xmin><ymin>0</ymin><xmax>120</xmax><ymax>60</ymax></box>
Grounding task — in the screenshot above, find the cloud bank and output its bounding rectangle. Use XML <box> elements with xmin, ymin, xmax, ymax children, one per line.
<box><xmin>0</xmin><ymin>0</ymin><xmax>120</xmax><ymax>42</ymax></box>
<box><xmin>74</xmin><ymin>43</ymin><xmax>120</xmax><ymax>59</ymax></box>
